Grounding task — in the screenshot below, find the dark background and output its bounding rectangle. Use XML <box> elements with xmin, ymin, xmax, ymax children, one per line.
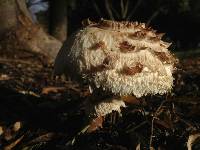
<box><xmin>65</xmin><ymin>0</ymin><xmax>200</xmax><ymax>51</ymax></box>
<box><xmin>27</xmin><ymin>0</ymin><xmax>200</xmax><ymax>52</ymax></box>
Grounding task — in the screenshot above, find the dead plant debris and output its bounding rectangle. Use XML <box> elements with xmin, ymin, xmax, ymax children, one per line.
<box><xmin>0</xmin><ymin>48</ymin><xmax>200</xmax><ymax>150</ymax></box>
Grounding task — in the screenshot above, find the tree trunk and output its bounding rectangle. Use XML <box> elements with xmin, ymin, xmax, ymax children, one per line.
<box><xmin>49</xmin><ymin>0</ymin><xmax>67</xmax><ymax>42</ymax></box>
<box><xmin>0</xmin><ymin>0</ymin><xmax>17</xmax><ymax>36</ymax></box>
<box><xmin>0</xmin><ymin>0</ymin><xmax>61</xmax><ymax>62</ymax></box>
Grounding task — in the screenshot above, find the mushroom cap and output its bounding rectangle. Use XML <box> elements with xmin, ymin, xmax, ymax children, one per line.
<box><xmin>54</xmin><ymin>19</ymin><xmax>177</xmax><ymax>98</ymax></box>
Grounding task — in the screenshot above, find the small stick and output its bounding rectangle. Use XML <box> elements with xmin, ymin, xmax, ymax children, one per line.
<box><xmin>149</xmin><ymin>99</ymin><xmax>166</xmax><ymax>148</ymax></box>
<box><xmin>149</xmin><ymin>116</ymin><xmax>155</xmax><ymax>148</ymax></box>
<box><xmin>126</xmin><ymin>121</ymin><xmax>148</xmax><ymax>133</ymax></box>
<box><xmin>66</xmin><ymin>125</ymin><xmax>90</xmax><ymax>146</ymax></box>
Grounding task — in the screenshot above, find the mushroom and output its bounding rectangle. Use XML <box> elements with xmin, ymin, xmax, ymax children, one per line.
<box><xmin>54</xmin><ymin>19</ymin><xmax>177</xmax><ymax>131</ymax></box>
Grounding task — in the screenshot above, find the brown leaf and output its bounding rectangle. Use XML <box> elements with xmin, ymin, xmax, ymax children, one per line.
<box><xmin>41</xmin><ymin>86</ymin><xmax>66</xmax><ymax>95</ymax></box>
<box><xmin>0</xmin><ymin>74</ymin><xmax>10</xmax><ymax>81</ymax></box>
<box><xmin>4</xmin><ymin>129</ymin><xmax>13</xmax><ymax>141</ymax></box>
<box><xmin>13</xmin><ymin>121</ymin><xmax>21</xmax><ymax>132</ymax></box>
<box><xmin>154</xmin><ymin>119</ymin><xmax>172</xmax><ymax>129</ymax></box>
<box><xmin>136</xmin><ymin>143</ymin><xmax>141</xmax><ymax>150</ymax></box>
<box><xmin>27</xmin><ymin>133</ymin><xmax>56</xmax><ymax>145</ymax></box>
<box><xmin>121</xmin><ymin>96</ymin><xmax>140</xmax><ymax>104</ymax></box>
<box><xmin>87</xmin><ymin>116</ymin><xmax>104</xmax><ymax>133</ymax></box>
<box><xmin>187</xmin><ymin>133</ymin><xmax>200</xmax><ymax>150</ymax></box>
<box><xmin>4</xmin><ymin>135</ymin><xmax>24</xmax><ymax>150</ymax></box>
<box><xmin>0</xmin><ymin>126</ymin><xmax>3</xmax><ymax>136</ymax></box>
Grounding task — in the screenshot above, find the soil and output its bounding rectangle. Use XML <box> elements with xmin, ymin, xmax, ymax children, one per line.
<box><xmin>0</xmin><ymin>48</ymin><xmax>200</xmax><ymax>150</ymax></box>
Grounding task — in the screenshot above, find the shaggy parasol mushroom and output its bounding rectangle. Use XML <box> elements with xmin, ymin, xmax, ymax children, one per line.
<box><xmin>54</xmin><ymin>19</ymin><xmax>177</xmax><ymax>132</ymax></box>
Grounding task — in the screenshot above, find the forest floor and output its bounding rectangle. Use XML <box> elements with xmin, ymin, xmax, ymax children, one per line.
<box><xmin>0</xmin><ymin>48</ymin><xmax>200</xmax><ymax>150</ymax></box>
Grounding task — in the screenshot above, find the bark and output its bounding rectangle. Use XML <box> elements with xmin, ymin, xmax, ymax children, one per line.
<box><xmin>0</xmin><ymin>0</ymin><xmax>61</xmax><ymax>62</ymax></box>
<box><xmin>0</xmin><ymin>0</ymin><xmax>17</xmax><ymax>36</ymax></box>
<box><xmin>49</xmin><ymin>0</ymin><xmax>67</xmax><ymax>42</ymax></box>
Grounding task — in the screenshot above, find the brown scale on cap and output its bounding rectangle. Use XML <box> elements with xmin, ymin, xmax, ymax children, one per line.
<box><xmin>128</xmin><ymin>31</ymin><xmax>147</xmax><ymax>39</ymax></box>
<box><xmin>88</xmin><ymin>55</ymin><xmax>118</xmax><ymax>73</ymax></box>
<box><xmin>154</xmin><ymin>51</ymin><xmax>176</xmax><ymax>64</ymax></box>
<box><xmin>128</xmin><ymin>29</ymin><xmax>161</xmax><ymax>40</ymax></box>
<box><xmin>121</xmin><ymin>63</ymin><xmax>143</xmax><ymax>76</ymax></box>
<box><xmin>119</xmin><ymin>41</ymin><xmax>136</xmax><ymax>53</ymax></box>
<box><xmin>154</xmin><ymin>51</ymin><xmax>169</xmax><ymax>62</ymax></box>
<box><xmin>89</xmin><ymin>41</ymin><xmax>106</xmax><ymax>50</ymax></box>
<box><xmin>149</xmin><ymin>37</ymin><xmax>160</xmax><ymax>43</ymax></box>
<box><xmin>157</xmin><ymin>33</ymin><xmax>165</xmax><ymax>39</ymax></box>
<box><xmin>95</xmin><ymin>19</ymin><xmax>146</xmax><ymax>30</ymax></box>
<box><xmin>160</xmin><ymin>42</ymin><xmax>172</xmax><ymax>48</ymax></box>
<box><xmin>143</xmin><ymin>27</ymin><xmax>156</xmax><ymax>33</ymax></box>
<box><xmin>139</xmin><ymin>46</ymin><xmax>148</xmax><ymax>50</ymax></box>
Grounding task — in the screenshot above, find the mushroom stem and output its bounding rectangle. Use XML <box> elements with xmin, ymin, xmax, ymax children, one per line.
<box><xmin>84</xmin><ymin>94</ymin><xmax>126</xmax><ymax>132</ymax></box>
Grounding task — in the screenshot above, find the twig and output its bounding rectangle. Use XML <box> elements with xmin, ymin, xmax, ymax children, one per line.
<box><xmin>120</xmin><ymin>0</ymin><xmax>125</xmax><ymax>18</ymax></box>
<box><xmin>123</xmin><ymin>0</ymin><xmax>129</xmax><ymax>19</ymax></box>
<box><xmin>149</xmin><ymin>117</ymin><xmax>155</xmax><ymax>148</ymax></box>
<box><xmin>155</xmin><ymin>100</ymin><xmax>166</xmax><ymax>116</ymax></box>
<box><xmin>146</xmin><ymin>9</ymin><xmax>160</xmax><ymax>26</ymax></box>
<box><xmin>92</xmin><ymin>0</ymin><xmax>102</xmax><ymax>17</ymax></box>
<box><xmin>120</xmin><ymin>0</ymin><xmax>129</xmax><ymax>19</ymax></box>
<box><xmin>126</xmin><ymin>120</ymin><xmax>148</xmax><ymax>133</ymax></box>
<box><xmin>127</xmin><ymin>0</ymin><xmax>143</xmax><ymax>20</ymax></box>
<box><xmin>149</xmin><ymin>99</ymin><xmax>166</xmax><ymax>148</ymax></box>
<box><xmin>0</xmin><ymin>58</ymin><xmax>42</xmax><ymax>66</ymax></box>
<box><xmin>111</xmin><ymin>5</ymin><xmax>120</xmax><ymax>19</ymax></box>
<box><xmin>66</xmin><ymin>125</ymin><xmax>90</xmax><ymax>146</ymax></box>
<box><xmin>26</xmin><ymin>133</ymin><xmax>56</xmax><ymax>145</ymax></box>
<box><xmin>187</xmin><ymin>133</ymin><xmax>200</xmax><ymax>150</ymax></box>
<box><xmin>4</xmin><ymin>135</ymin><xmax>24</xmax><ymax>150</ymax></box>
<box><xmin>19</xmin><ymin>90</ymin><xmax>40</xmax><ymax>97</ymax></box>
<box><xmin>172</xmin><ymin>97</ymin><xmax>200</xmax><ymax>105</ymax></box>
<box><xmin>105</xmin><ymin>0</ymin><xmax>115</xmax><ymax>20</ymax></box>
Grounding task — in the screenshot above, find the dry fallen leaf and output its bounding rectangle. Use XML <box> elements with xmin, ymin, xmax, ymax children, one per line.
<box><xmin>19</xmin><ymin>90</ymin><xmax>40</xmax><ymax>97</ymax></box>
<box><xmin>150</xmin><ymin>146</ymin><xmax>155</xmax><ymax>150</ymax></box>
<box><xmin>4</xmin><ymin>135</ymin><xmax>24</xmax><ymax>150</ymax></box>
<box><xmin>87</xmin><ymin>116</ymin><xmax>104</xmax><ymax>133</ymax></box>
<box><xmin>4</xmin><ymin>129</ymin><xmax>12</xmax><ymax>141</ymax></box>
<box><xmin>154</xmin><ymin>119</ymin><xmax>172</xmax><ymax>129</ymax></box>
<box><xmin>121</xmin><ymin>96</ymin><xmax>141</xmax><ymax>104</ymax></box>
<box><xmin>0</xmin><ymin>126</ymin><xmax>3</xmax><ymax>136</ymax></box>
<box><xmin>27</xmin><ymin>132</ymin><xmax>56</xmax><ymax>145</ymax></box>
<box><xmin>136</xmin><ymin>143</ymin><xmax>141</xmax><ymax>150</ymax></box>
<box><xmin>13</xmin><ymin>121</ymin><xmax>21</xmax><ymax>132</ymax></box>
<box><xmin>187</xmin><ymin>133</ymin><xmax>200</xmax><ymax>150</ymax></box>
<box><xmin>41</xmin><ymin>86</ymin><xmax>66</xmax><ymax>95</ymax></box>
<box><xmin>0</xmin><ymin>74</ymin><xmax>10</xmax><ymax>81</ymax></box>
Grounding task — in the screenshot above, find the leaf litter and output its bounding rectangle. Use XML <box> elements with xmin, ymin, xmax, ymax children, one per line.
<box><xmin>0</xmin><ymin>47</ymin><xmax>200</xmax><ymax>150</ymax></box>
